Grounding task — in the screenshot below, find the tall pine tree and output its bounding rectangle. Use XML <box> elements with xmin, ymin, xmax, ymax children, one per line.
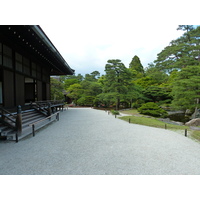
<box><xmin>171</xmin><ymin>65</ymin><xmax>200</xmax><ymax>115</ymax></box>
<box><xmin>154</xmin><ymin>25</ymin><xmax>200</xmax><ymax>72</ymax></box>
<box><xmin>129</xmin><ymin>55</ymin><xmax>144</xmax><ymax>76</ymax></box>
<box><xmin>102</xmin><ymin>59</ymin><xmax>132</xmax><ymax>110</ymax></box>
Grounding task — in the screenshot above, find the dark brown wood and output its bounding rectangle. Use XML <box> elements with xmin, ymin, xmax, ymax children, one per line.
<box><xmin>47</xmin><ymin>102</ymin><xmax>52</xmax><ymax>116</ymax></box>
<box><xmin>15</xmin><ymin>132</ymin><xmax>18</xmax><ymax>143</ymax></box>
<box><xmin>32</xmin><ymin>124</ymin><xmax>35</xmax><ymax>137</ymax></box>
<box><xmin>29</xmin><ymin>112</ymin><xmax>59</xmax><ymax>137</ymax></box>
<box><xmin>29</xmin><ymin>112</ymin><xmax>59</xmax><ymax>126</ymax></box>
<box><xmin>0</xmin><ymin>25</ymin><xmax>74</xmax><ymax>109</ymax></box>
<box><xmin>56</xmin><ymin>112</ymin><xmax>59</xmax><ymax>121</ymax></box>
<box><xmin>16</xmin><ymin>105</ymin><xmax>22</xmax><ymax>135</ymax></box>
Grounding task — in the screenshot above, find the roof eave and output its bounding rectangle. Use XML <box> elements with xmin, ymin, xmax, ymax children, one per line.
<box><xmin>31</xmin><ymin>25</ymin><xmax>75</xmax><ymax>75</ymax></box>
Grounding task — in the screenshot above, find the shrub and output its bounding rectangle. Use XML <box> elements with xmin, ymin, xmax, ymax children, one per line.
<box><xmin>77</xmin><ymin>96</ymin><xmax>95</xmax><ymax>106</ymax></box>
<box><xmin>132</xmin><ymin>102</ymin><xmax>141</xmax><ymax>109</ymax></box>
<box><xmin>111</xmin><ymin>110</ymin><xmax>120</xmax><ymax>115</ymax></box>
<box><xmin>132</xmin><ymin>99</ymin><xmax>144</xmax><ymax>109</ymax></box>
<box><xmin>138</xmin><ymin>102</ymin><xmax>168</xmax><ymax>118</ymax></box>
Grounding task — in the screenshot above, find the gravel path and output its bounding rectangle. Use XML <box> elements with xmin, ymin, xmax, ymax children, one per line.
<box><xmin>1</xmin><ymin>107</ymin><xmax>200</xmax><ymax>175</ymax></box>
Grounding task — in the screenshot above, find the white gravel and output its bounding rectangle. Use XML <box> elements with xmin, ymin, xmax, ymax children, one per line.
<box><xmin>1</xmin><ymin>107</ymin><xmax>200</xmax><ymax>175</ymax></box>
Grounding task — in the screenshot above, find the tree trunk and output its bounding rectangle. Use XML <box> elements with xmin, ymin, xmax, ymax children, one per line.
<box><xmin>116</xmin><ymin>98</ymin><xmax>120</xmax><ymax>110</ymax></box>
<box><xmin>194</xmin><ymin>98</ymin><xmax>200</xmax><ymax>118</ymax></box>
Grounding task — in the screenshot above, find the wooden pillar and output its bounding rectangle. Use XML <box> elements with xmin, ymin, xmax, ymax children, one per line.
<box><xmin>47</xmin><ymin>102</ymin><xmax>52</xmax><ymax>116</ymax></box>
<box><xmin>16</xmin><ymin>105</ymin><xmax>22</xmax><ymax>136</ymax></box>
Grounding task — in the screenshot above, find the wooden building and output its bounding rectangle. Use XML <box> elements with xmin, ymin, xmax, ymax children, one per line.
<box><xmin>0</xmin><ymin>25</ymin><xmax>74</xmax><ymax>108</ymax></box>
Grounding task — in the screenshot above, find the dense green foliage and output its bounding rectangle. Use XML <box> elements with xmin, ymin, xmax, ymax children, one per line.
<box><xmin>50</xmin><ymin>25</ymin><xmax>200</xmax><ymax>118</ymax></box>
<box><xmin>50</xmin><ymin>77</ymin><xmax>65</xmax><ymax>100</ymax></box>
<box><xmin>98</xmin><ymin>59</ymin><xmax>134</xmax><ymax>110</ymax></box>
<box><xmin>111</xmin><ymin>110</ymin><xmax>120</xmax><ymax>115</ymax></box>
<box><xmin>154</xmin><ymin>26</ymin><xmax>200</xmax><ymax>73</ymax></box>
<box><xmin>138</xmin><ymin>102</ymin><xmax>168</xmax><ymax>118</ymax></box>
<box><xmin>171</xmin><ymin>65</ymin><xmax>200</xmax><ymax>111</ymax></box>
<box><xmin>129</xmin><ymin>55</ymin><xmax>144</xmax><ymax>77</ymax></box>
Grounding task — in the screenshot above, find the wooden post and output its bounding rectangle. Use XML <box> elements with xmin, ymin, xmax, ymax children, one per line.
<box><xmin>129</xmin><ymin>118</ymin><xmax>131</xmax><ymax>123</ymax></box>
<box><xmin>15</xmin><ymin>132</ymin><xmax>18</xmax><ymax>143</ymax></box>
<box><xmin>32</xmin><ymin>124</ymin><xmax>35</xmax><ymax>137</ymax></box>
<box><xmin>165</xmin><ymin>124</ymin><xmax>167</xmax><ymax>129</ymax></box>
<box><xmin>185</xmin><ymin>129</ymin><xmax>187</xmax><ymax>137</ymax></box>
<box><xmin>2</xmin><ymin>109</ymin><xmax>5</xmax><ymax>121</ymax></box>
<box><xmin>30</xmin><ymin>101</ymin><xmax>33</xmax><ymax>109</ymax></box>
<box><xmin>57</xmin><ymin>112</ymin><xmax>59</xmax><ymax>121</ymax></box>
<box><xmin>16</xmin><ymin>105</ymin><xmax>22</xmax><ymax>136</ymax></box>
<box><xmin>47</xmin><ymin>102</ymin><xmax>52</xmax><ymax>116</ymax></box>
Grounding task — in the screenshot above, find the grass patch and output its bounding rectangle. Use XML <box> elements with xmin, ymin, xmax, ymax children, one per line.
<box><xmin>190</xmin><ymin>130</ymin><xmax>200</xmax><ymax>141</ymax></box>
<box><xmin>120</xmin><ymin>109</ymin><xmax>200</xmax><ymax>143</ymax></box>
<box><xmin>111</xmin><ymin>110</ymin><xmax>120</xmax><ymax>115</ymax></box>
<box><xmin>120</xmin><ymin>109</ymin><xmax>139</xmax><ymax>115</ymax></box>
<box><xmin>119</xmin><ymin>115</ymin><xmax>188</xmax><ymax>131</ymax></box>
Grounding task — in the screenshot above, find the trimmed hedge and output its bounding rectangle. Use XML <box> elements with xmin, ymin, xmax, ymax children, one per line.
<box><xmin>138</xmin><ymin>102</ymin><xmax>168</xmax><ymax>118</ymax></box>
<box><xmin>111</xmin><ymin>110</ymin><xmax>120</xmax><ymax>115</ymax></box>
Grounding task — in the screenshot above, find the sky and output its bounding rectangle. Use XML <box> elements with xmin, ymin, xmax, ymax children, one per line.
<box><xmin>41</xmin><ymin>23</ymin><xmax>182</xmax><ymax>76</ymax></box>
<box><xmin>38</xmin><ymin>0</ymin><xmax>187</xmax><ymax>76</ymax></box>
<box><xmin>2</xmin><ymin>0</ymin><xmax>199</xmax><ymax>76</ymax></box>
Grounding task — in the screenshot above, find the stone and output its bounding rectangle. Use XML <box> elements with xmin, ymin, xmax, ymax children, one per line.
<box><xmin>185</xmin><ymin>109</ymin><xmax>192</xmax><ymax>116</ymax></box>
<box><xmin>185</xmin><ymin>118</ymin><xmax>200</xmax><ymax>126</ymax></box>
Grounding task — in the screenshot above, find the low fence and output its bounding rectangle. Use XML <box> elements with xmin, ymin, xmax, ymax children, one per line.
<box><xmin>29</xmin><ymin>112</ymin><xmax>59</xmax><ymax>138</ymax></box>
<box><xmin>105</xmin><ymin>110</ymin><xmax>196</xmax><ymax>140</ymax></box>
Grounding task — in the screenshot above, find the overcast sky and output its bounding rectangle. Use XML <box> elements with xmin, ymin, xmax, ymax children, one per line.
<box><xmin>3</xmin><ymin>0</ymin><xmax>199</xmax><ymax>76</ymax></box>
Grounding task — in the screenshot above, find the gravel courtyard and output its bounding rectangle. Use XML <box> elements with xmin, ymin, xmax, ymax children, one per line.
<box><xmin>1</xmin><ymin>107</ymin><xmax>200</xmax><ymax>175</ymax></box>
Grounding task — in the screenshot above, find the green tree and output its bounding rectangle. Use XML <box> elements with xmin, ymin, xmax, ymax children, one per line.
<box><xmin>64</xmin><ymin>79</ymin><xmax>80</xmax><ymax>89</ymax></box>
<box><xmin>171</xmin><ymin>65</ymin><xmax>200</xmax><ymax>115</ymax></box>
<box><xmin>138</xmin><ymin>102</ymin><xmax>168</xmax><ymax>118</ymax></box>
<box><xmin>145</xmin><ymin>62</ymin><xmax>168</xmax><ymax>85</ymax></box>
<box><xmin>50</xmin><ymin>77</ymin><xmax>65</xmax><ymax>100</ymax></box>
<box><xmin>66</xmin><ymin>83</ymin><xmax>83</xmax><ymax>104</ymax></box>
<box><xmin>129</xmin><ymin>55</ymin><xmax>144</xmax><ymax>77</ymax></box>
<box><xmin>77</xmin><ymin>71</ymin><xmax>102</xmax><ymax>106</ymax></box>
<box><xmin>134</xmin><ymin>76</ymin><xmax>157</xmax><ymax>88</ymax></box>
<box><xmin>177</xmin><ymin>25</ymin><xmax>194</xmax><ymax>32</ymax></box>
<box><xmin>90</xmin><ymin>70</ymin><xmax>100</xmax><ymax>79</ymax></box>
<box><xmin>77</xmin><ymin>96</ymin><xmax>95</xmax><ymax>106</ymax></box>
<box><xmin>63</xmin><ymin>74</ymin><xmax>83</xmax><ymax>89</ymax></box>
<box><xmin>154</xmin><ymin>25</ymin><xmax>200</xmax><ymax>72</ymax></box>
<box><xmin>102</xmin><ymin>59</ymin><xmax>133</xmax><ymax>110</ymax></box>
<box><xmin>143</xmin><ymin>85</ymin><xmax>172</xmax><ymax>104</ymax></box>
<box><xmin>177</xmin><ymin>25</ymin><xmax>194</xmax><ymax>42</ymax></box>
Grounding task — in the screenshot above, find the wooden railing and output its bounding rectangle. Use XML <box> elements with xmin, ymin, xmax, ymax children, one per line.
<box><xmin>29</xmin><ymin>112</ymin><xmax>59</xmax><ymax>137</ymax></box>
<box><xmin>35</xmin><ymin>100</ymin><xmax>64</xmax><ymax>107</ymax></box>
<box><xmin>30</xmin><ymin>100</ymin><xmax>64</xmax><ymax>116</ymax></box>
<box><xmin>0</xmin><ymin>105</ymin><xmax>22</xmax><ymax>142</ymax></box>
<box><xmin>0</xmin><ymin>108</ymin><xmax>16</xmax><ymax>128</ymax></box>
<box><xmin>0</xmin><ymin>101</ymin><xmax>64</xmax><ymax>142</ymax></box>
